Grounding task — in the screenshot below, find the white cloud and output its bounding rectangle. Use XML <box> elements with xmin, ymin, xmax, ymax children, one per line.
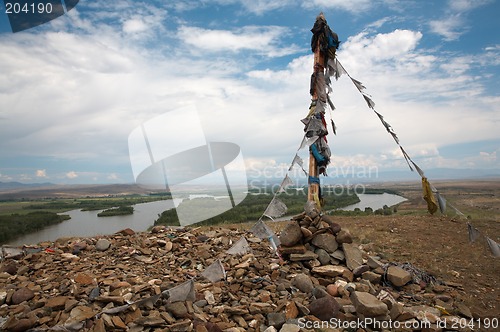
<box><xmin>428</xmin><ymin>15</ymin><xmax>464</xmax><ymax>41</ymax></box>
<box><xmin>66</xmin><ymin>171</ymin><xmax>78</xmax><ymax>179</ymax></box>
<box><xmin>449</xmin><ymin>0</ymin><xmax>493</xmax><ymax>12</ymax></box>
<box><xmin>107</xmin><ymin>173</ymin><xmax>119</xmax><ymax>180</ymax></box>
<box><xmin>36</xmin><ymin>170</ymin><xmax>47</xmax><ymax>178</ymax></box>
<box><xmin>123</xmin><ymin>18</ymin><xmax>149</xmax><ymax>34</ymax></box>
<box><xmin>177</xmin><ymin>25</ymin><xmax>301</xmax><ymax>57</ymax></box>
<box><xmin>429</xmin><ymin>0</ymin><xmax>494</xmax><ymax>41</ymax></box>
<box><xmin>303</xmin><ymin>0</ymin><xmax>373</xmax><ymax>13</ymax></box>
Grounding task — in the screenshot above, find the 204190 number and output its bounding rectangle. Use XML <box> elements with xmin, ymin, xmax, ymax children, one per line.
<box><xmin>5</xmin><ymin>2</ymin><xmax>53</xmax><ymax>14</ymax></box>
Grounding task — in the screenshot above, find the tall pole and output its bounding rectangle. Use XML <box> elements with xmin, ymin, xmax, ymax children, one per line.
<box><xmin>308</xmin><ymin>16</ymin><xmax>326</xmax><ymax>203</ymax></box>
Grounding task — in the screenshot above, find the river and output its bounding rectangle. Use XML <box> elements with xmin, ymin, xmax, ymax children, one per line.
<box><xmin>7</xmin><ymin>193</ymin><xmax>406</xmax><ymax>246</ymax></box>
<box><xmin>340</xmin><ymin>193</ymin><xmax>407</xmax><ymax>211</ymax></box>
<box><xmin>6</xmin><ymin>199</ymin><xmax>182</xmax><ymax>246</ymax></box>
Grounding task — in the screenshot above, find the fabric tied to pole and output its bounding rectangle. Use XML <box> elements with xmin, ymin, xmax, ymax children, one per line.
<box><xmin>422</xmin><ymin>177</ymin><xmax>438</xmax><ymax>215</ymax></box>
<box><xmin>311</xmin><ymin>144</ymin><xmax>326</xmax><ymax>163</ymax></box>
<box><xmin>201</xmin><ymin>259</ymin><xmax>226</xmax><ymax>283</ymax></box>
<box><xmin>309</xmin><ymin>176</ymin><xmax>320</xmax><ymax>185</ymax></box>
<box><xmin>263</xmin><ymin>197</ymin><xmax>287</xmax><ymax>219</ymax></box>
<box><xmin>226</xmin><ymin>237</ymin><xmax>251</xmax><ymax>255</ymax></box>
<box><xmin>486</xmin><ymin>237</ymin><xmax>500</xmax><ymax>257</ymax></box>
<box><xmin>278</xmin><ymin>174</ymin><xmax>294</xmax><ymax>193</ymax></box>
<box><xmin>467</xmin><ymin>223</ymin><xmax>481</xmax><ymax>243</ymax></box>
<box><xmin>164</xmin><ymin>279</ymin><xmax>196</xmax><ymax>303</ymax></box>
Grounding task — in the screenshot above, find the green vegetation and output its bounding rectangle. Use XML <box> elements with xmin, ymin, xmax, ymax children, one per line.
<box><xmin>363</xmin><ymin>188</ymin><xmax>401</xmax><ymax>195</ymax></box>
<box><xmin>0</xmin><ymin>211</ymin><xmax>70</xmax><ymax>244</ymax></box>
<box><xmin>97</xmin><ymin>205</ymin><xmax>134</xmax><ymax>217</ymax></box>
<box><xmin>0</xmin><ymin>194</ymin><xmax>172</xmax><ymax>216</ymax></box>
<box><xmin>329</xmin><ymin>204</ymin><xmax>399</xmax><ymax>216</ymax></box>
<box><xmin>154</xmin><ymin>188</ymin><xmax>360</xmax><ymax>226</ymax></box>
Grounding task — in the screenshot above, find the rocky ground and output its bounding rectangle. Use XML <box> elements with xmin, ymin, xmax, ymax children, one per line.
<box><xmin>1</xmin><ymin>208</ymin><xmax>498</xmax><ymax>332</ymax></box>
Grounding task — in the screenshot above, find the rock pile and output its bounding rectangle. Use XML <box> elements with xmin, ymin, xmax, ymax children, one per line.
<box><xmin>0</xmin><ymin>217</ymin><xmax>474</xmax><ymax>332</ymax></box>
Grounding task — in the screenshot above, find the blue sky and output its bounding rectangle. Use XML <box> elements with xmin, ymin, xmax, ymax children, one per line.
<box><xmin>0</xmin><ymin>0</ymin><xmax>499</xmax><ymax>185</ymax></box>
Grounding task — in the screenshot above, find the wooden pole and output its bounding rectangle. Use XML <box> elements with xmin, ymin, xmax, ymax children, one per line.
<box><xmin>308</xmin><ymin>24</ymin><xmax>325</xmax><ymax>203</ymax></box>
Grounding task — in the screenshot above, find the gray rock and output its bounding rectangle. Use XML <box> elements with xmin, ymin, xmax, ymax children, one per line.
<box><xmin>352</xmin><ymin>264</ymin><xmax>370</xmax><ymax>277</ymax></box>
<box><xmin>331</xmin><ymin>249</ymin><xmax>345</xmax><ymax>261</ymax></box>
<box><xmin>315</xmin><ymin>248</ymin><xmax>331</xmax><ymax>265</ymax></box>
<box><xmin>292</xmin><ymin>273</ymin><xmax>314</xmax><ymax>293</ymax></box>
<box><xmin>351</xmin><ymin>291</ymin><xmax>388</xmax><ymax>317</ymax></box>
<box><xmin>336</xmin><ymin>228</ymin><xmax>353</xmax><ymax>244</ymax></box>
<box><xmin>267</xmin><ymin>312</ymin><xmax>286</xmax><ymax>329</ymax></box>
<box><xmin>311</xmin><ymin>233</ymin><xmax>338</xmax><ymax>253</ymax></box>
<box><xmin>309</xmin><ymin>295</ymin><xmax>340</xmax><ymax>321</ymax></box>
<box><xmin>289</xmin><ymin>251</ymin><xmax>318</xmax><ymax>261</ymax></box>
<box><xmin>367</xmin><ymin>255</ymin><xmax>384</xmax><ymax>269</ymax></box>
<box><xmin>279</xmin><ymin>222</ymin><xmax>303</xmax><ymax>247</ymax></box>
<box><xmin>387</xmin><ymin>266</ymin><xmax>412</xmax><ymax>287</ymax></box>
<box><xmin>166</xmin><ymin>301</ymin><xmax>189</xmax><ymax>318</ymax></box>
<box><xmin>279</xmin><ymin>323</ymin><xmax>300</xmax><ymax>332</ymax></box>
<box><xmin>362</xmin><ymin>271</ymin><xmax>382</xmax><ymax>284</ymax></box>
<box><xmin>312</xmin><ymin>287</ymin><xmax>329</xmax><ymax>299</ymax></box>
<box><xmin>95</xmin><ymin>238</ymin><xmax>111</xmax><ymax>251</ymax></box>
<box><xmin>342</xmin><ymin>243</ymin><xmax>364</xmax><ymax>271</ymax></box>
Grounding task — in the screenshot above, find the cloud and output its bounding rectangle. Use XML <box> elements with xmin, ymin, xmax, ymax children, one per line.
<box><xmin>303</xmin><ymin>0</ymin><xmax>373</xmax><ymax>13</ymax></box>
<box><xmin>123</xmin><ymin>18</ymin><xmax>149</xmax><ymax>34</ymax></box>
<box><xmin>107</xmin><ymin>173</ymin><xmax>119</xmax><ymax>180</ymax></box>
<box><xmin>66</xmin><ymin>171</ymin><xmax>78</xmax><ymax>179</ymax></box>
<box><xmin>36</xmin><ymin>170</ymin><xmax>47</xmax><ymax>178</ymax></box>
<box><xmin>428</xmin><ymin>0</ymin><xmax>494</xmax><ymax>41</ymax></box>
<box><xmin>449</xmin><ymin>0</ymin><xmax>494</xmax><ymax>11</ymax></box>
<box><xmin>176</xmin><ymin>25</ymin><xmax>301</xmax><ymax>57</ymax></box>
<box><xmin>428</xmin><ymin>15</ymin><xmax>464</xmax><ymax>41</ymax></box>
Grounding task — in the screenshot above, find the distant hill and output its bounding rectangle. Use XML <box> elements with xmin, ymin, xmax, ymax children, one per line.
<box><xmin>0</xmin><ymin>183</ymin><xmax>152</xmax><ymax>200</ymax></box>
<box><xmin>0</xmin><ymin>181</ymin><xmax>55</xmax><ymax>191</ymax></box>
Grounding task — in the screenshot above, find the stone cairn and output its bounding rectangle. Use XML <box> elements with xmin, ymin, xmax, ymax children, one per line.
<box><xmin>0</xmin><ymin>213</ymin><xmax>473</xmax><ymax>332</ymax></box>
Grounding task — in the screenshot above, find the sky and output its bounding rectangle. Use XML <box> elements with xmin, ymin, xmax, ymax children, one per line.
<box><xmin>0</xmin><ymin>0</ymin><xmax>499</xmax><ymax>186</ymax></box>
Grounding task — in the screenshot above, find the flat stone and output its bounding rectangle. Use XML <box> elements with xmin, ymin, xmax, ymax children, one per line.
<box><xmin>342</xmin><ymin>243</ymin><xmax>364</xmax><ymax>271</ymax></box>
<box><xmin>75</xmin><ymin>272</ymin><xmax>94</xmax><ymax>285</ymax></box>
<box><xmin>387</xmin><ymin>266</ymin><xmax>412</xmax><ymax>287</ymax></box>
<box><xmin>289</xmin><ymin>251</ymin><xmax>317</xmax><ymax>261</ymax></box>
<box><xmin>285</xmin><ymin>301</ymin><xmax>299</xmax><ymax>319</ymax></box>
<box><xmin>279</xmin><ymin>244</ymin><xmax>306</xmax><ymax>255</ymax></box>
<box><xmin>330</xmin><ymin>249</ymin><xmax>345</xmax><ymax>261</ymax></box>
<box><xmin>312</xmin><ymin>265</ymin><xmax>347</xmax><ymax>277</ymax></box>
<box><xmin>367</xmin><ymin>256</ymin><xmax>383</xmax><ymax>269</ymax></box>
<box><xmin>311</xmin><ymin>233</ymin><xmax>338</xmax><ymax>253</ymax></box>
<box><xmin>315</xmin><ymin>248</ymin><xmax>331</xmax><ymax>265</ymax></box>
<box><xmin>46</xmin><ymin>296</ymin><xmax>69</xmax><ymax>310</ymax></box>
<box><xmin>69</xmin><ymin>305</ymin><xmax>96</xmax><ymax>321</ymax></box>
<box><xmin>362</xmin><ymin>271</ymin><xmax>382</xmax><ymax>284</ymax></box>
<box><xmin>351</xmin><ymin>291</ymin><xmax>388</xmax><ymax>317</ymax></box>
